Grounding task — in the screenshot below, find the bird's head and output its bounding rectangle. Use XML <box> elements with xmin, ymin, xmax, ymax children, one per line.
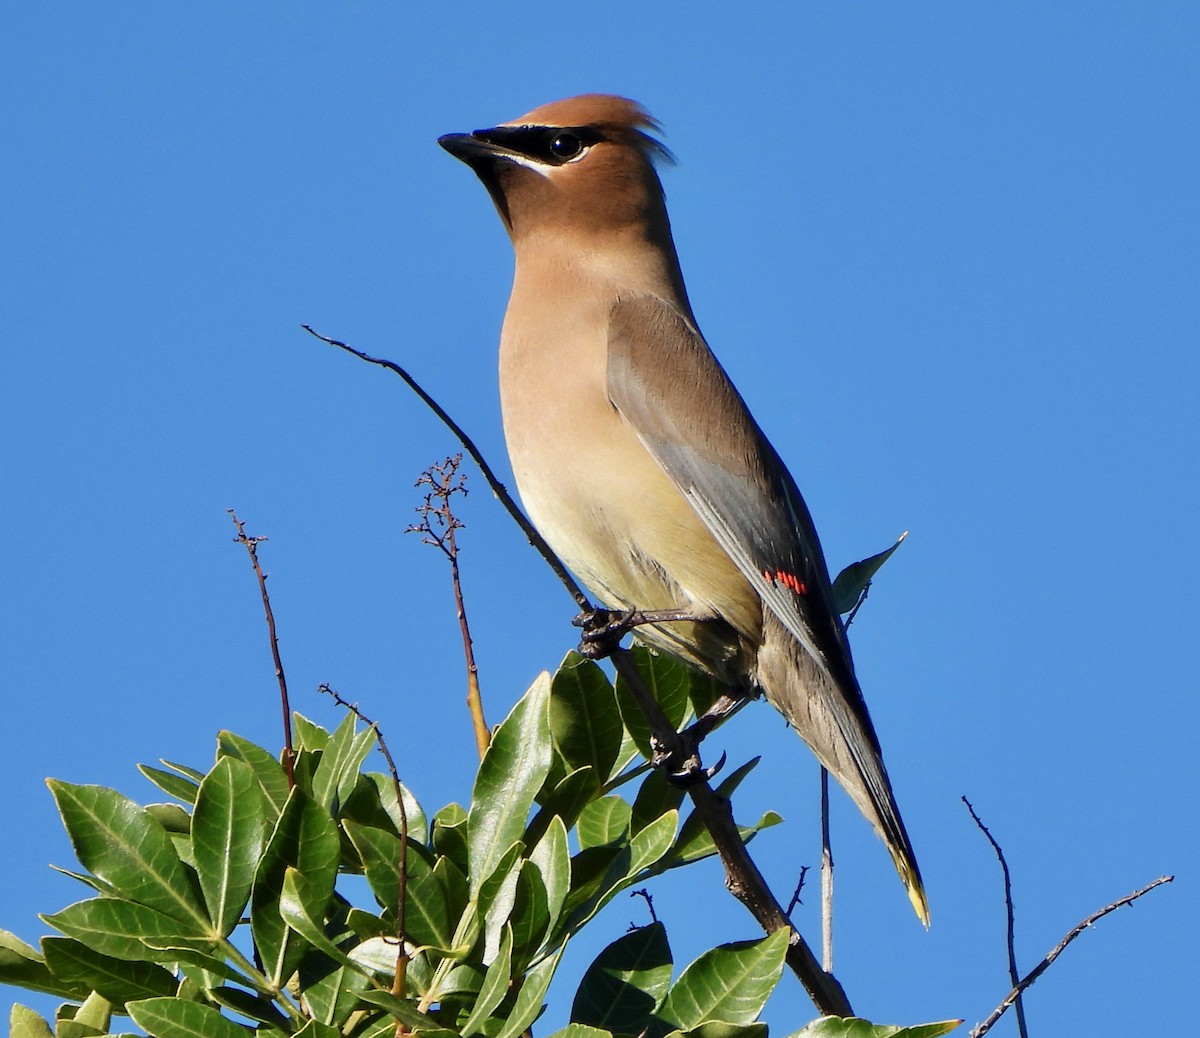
<box><xmin>438</xmin><ymin>94</ymin><xmax>674</xmax><ymax>246</ymax></box>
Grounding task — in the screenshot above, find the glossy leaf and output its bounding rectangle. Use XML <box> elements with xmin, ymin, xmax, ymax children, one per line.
<box><xmin>529</xmin><ymin>816</ymin><xmax>570</xmax><ymax>946</ymax></box>
<box><xmin>41</xmin><ymin>936</ymin><xmax>177</xmax><ymax>1004</ymax></box>
<box><xmin>659</xmin><ymin>930</ymin><xmax>788</xmax><ymax>1030</ymax></box>
<box><xmin>432</xmin><ymin>803</ymin><xmax>470</xmax><ymax>875</ymax></box>
<box><xmin>571</xmin><ymin>921</ymin><xmax>672</xmax><ymax>1032</ymax></box>
<box><xmin>0</xmin><ymin>930</ymin><xmax>88</xmax><ymax>1000</ymax></box>
<box><xmin>550</xmin><ymin>654</ymin><xmax>624</xmax><ymax>782</ymax></box>
<box><xmin>493</xmin><ymin>945</ymin><xmax>563</xmax><ymax>1038</ymax></box>
<box><xmin>509</xmin><ymin>860</ymin><xmax>551</xmax><ymax>963</ymax></box>
<box><xmin>615</xmin><ymin>647</ymin><xmax>694</xmax><ymax>750</ymax></box>
<box><xmin>312</xmin><ymin>712</ymin><xmax>376</xmax><ymax>815</ymax></box>
<box><xmin>216</xmin><ymin>730</ymin><xmax>291</xmax><ymax>819</ymax></box>
<box><xmin>527</xmin><ymin>766</ymin><xmax>601</xmax><ymax>847</ymax></box>
<box><xmin>666</xmin><ymin>1022</ymin><xmax>767</xmax><ymax>1038</ymax></box>
<box><xmin>788</xmin><ymin>1019</ymin><xmax>961</xmax><ymax>1038</ymax></box>
<box><xmin>251</xmin><ymin>787</ymin><xmax>340</xmax><ymax>986</ymax></box>
<box><xmin>358</xmin><ymin>988</ymin><xmax>451</xmax><ymax>1032</ymax></box>
<box><xmin>343</xmin><ymin>772</ymin><xmax>429</xmax><ymax>845</ymax></box>
<box><xmin>461</xmin><ymin>924</ymin><xmax>513</xmax><ymax>1037</ymax></box>
<box><xmin>630</xmin><ymin>769</ymin><xmax>685</xmax><ymax>836</ymax></box>
<box><xmin>192</xmin><ymin>757</ymin><xmax>268</xmax><ymax>936</ymax></box>
<box><xmin>468</xmin><ymin>673</ymin><xmax>552</xmax><ymax>897</ymax></box>
<box><xmin>127</xmin><ymin>996</ymin><xmax>246</xmax><ymax>1038</ymax></box>
<box><xmin>577</xmin><ymin>796</ymin><xmax>632</xmax><ymax>850</ymax></box>
<box><xmin>628</xmin><ymin>809</ymin><xmax>679</xmax><ymax>876</ymax></box>
<box><xmin>547</xmin><ymin>1026</ymin><xmax>613</xmax><ymax>1038</ymax></box>
<box><xmin>43</xmin><ymin>897</ymin><xmax>210</xmax><ymax>962</ymax></box>
<box><xmin>480</xmin><ymin>842</ymin><xmax>524</xmax><ymax>963</ymax></box>
<box><xmin>8</xmin><ymin>1006</ymin><xmax>54</xmax><ymax>1038</ymax></box>
<box><xmin>279</xmin><ymin>869</ymin><xmax>372</xmax><ymax>984</ymax></box>
<box><xmin>831</xmin><ymin>532</ymin><xmax>907</xmax><ymax>616</ymax></box>
<box><xmin>136</xmin><ymin>765</ymin><xmax>199</xmax><ymax>806</ymax></box>
<box><xmin>47</xmin><ymin>781</ymin><xmax>208</xmax><ymax>930</ymax></box>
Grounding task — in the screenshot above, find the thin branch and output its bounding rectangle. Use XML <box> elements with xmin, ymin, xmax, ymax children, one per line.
<box><xmin>304</xmin><ymin>324</ymin><xmax>590</xmax><ymax>610</ymax></box>
<box><xmin>629</xmin><ymin>888</ymin><xmax>659</xmax><ymax>926</ymax></box>
<box><xmin>320</xmin><ymin>684</ymin><xmax>411</xmax><ymax>1021</ymax></box>
<box><xmin>963</xmin><ymin>797</ymin><xmax>1027</xmax><ymax>1038</ymax></box>
<box><xmin>611</xmin><ymin>648</ymin><xmax>852</xmax><ymax>1016</ymax></box>
<box><xmin>820</xmin><ymin>768</ymin><xmax>834</xmax><ymax>973</ymax></box>
<box><xmin>971</xmin><ymin>875</ymin><xmax>1174</xmax><ymax>1037</ymax></box>
<box><xmin>786</xmin><ymin>865</ymin><xmax>809</xmax><ymax>917</ymax></box>
<box><xmin>228</xmin><ymin>509</ymin><xmax>294</xmax><ymax>787</ymax></box>
<box><xmin>406</xmin><ymin>455</ymin><xmax>490</xmax><ymax>759</ymax></box>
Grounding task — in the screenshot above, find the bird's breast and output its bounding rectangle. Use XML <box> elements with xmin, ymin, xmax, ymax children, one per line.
<box><xmin>497</xmin><ymin>278</ymin><xmax>761</xmax><ymax>671</ymax></box>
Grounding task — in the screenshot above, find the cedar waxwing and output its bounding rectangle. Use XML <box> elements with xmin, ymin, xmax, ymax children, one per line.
<box><xmin>439</xmin><ymin>94</ymin><xmax>928</xmax><ymax>925</ymax></box>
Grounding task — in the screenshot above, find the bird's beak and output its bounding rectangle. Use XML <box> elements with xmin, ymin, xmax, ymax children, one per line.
<box><xmin>437</xmin><ymin>130</ymin><xmax>510</xmax><ymax>165</ymax></box>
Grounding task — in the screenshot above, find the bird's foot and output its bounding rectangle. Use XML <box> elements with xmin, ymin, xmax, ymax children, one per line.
<box><xmin>573</xmin><ymin>605</ymin><xmax>704</xmax><ymax>660</ymax></box>
<box><xmin>651</xmin><ymin>730</ymin><xmax>727</xmax><ymax>786</ymax></box>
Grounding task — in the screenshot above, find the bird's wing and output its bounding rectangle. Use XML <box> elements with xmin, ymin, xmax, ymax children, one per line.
<box><xmin>606</xmin><ymin>294</ymin><xmax>877</xmax><ymax>749</ymax></box>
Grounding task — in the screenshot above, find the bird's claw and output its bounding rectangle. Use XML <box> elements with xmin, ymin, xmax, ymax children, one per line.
<box><xmin>650</xmin><ymin>737</ymin><xmax>726</xmax><ymax>786</ymax></box>
<box><xmin>573</xmin><ymin>607</ymin><xmax>638</xmax><ymax>659</ymax></box>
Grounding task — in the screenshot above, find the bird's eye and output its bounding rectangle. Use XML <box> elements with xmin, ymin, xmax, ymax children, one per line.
<box><xmin>549</xmin><ymin>132</ymin><xmax>584</xmax><ymax>160</ymax></box>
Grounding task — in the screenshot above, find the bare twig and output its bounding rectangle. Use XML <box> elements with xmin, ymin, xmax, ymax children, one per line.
<box><xmin>821</xmin><ymin>768</ymin><xmax>834</xmax><ymax>973</ymax></box>
<box><xmin>311</xmin><ymin>327</ymin><xmax>853</xmax><ymax>1016</ymax></box>
<box><xmin>228</xmin><ymin>510</ymin><xmax>294</xmax><ymax>787</ymax></box>
<box><xmin>320</xmin><ymin>684</ymin><xmax>411</xmax><ymax>1021</ymax></box>
<box><xmin>611</xmin><ymin>648</ymin><xmax>852</xmax><ymax>1016</ymax></box>
<box><xmin>303</xmin><ymin>325</ymin><xmax>590</xmax><ymax>610</ymax></box>
<box><xmin>963</xmin><ymin>797</ymin><xmax>1027</xmax><ymax>1037</ymax></box>
<box><xmin>407</xmin><ymin>456</ymin><xmax>490</xmax><ymax>759</ymax></box>
<box><xmin>629</xmin><ymin>888</ymin><xmax>659</xmax><ymax>926</ymax></box>
<box><xmin>971</xmin><ymin>875</ymin><xmax>1173</xmax><ymax>1037</ymax></box>
<box><xmin>786</xmin><ymin>865</ymin><xmax>809</xmax><ymax>917</ymax></box>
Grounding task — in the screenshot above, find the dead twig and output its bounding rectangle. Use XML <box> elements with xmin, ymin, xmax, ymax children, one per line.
<box><xmin>963</xmin><ymin>797</ymin><xmax>1027</xmax><ymax>1037</ymax></box>
<box><xmin>228</xmin><ymin>509</ymin><xmax>295</xmax><ymax>787</ymax></box>
<box><xmin>407</xmin><ymin>455</ymin><xmax>490</xmax><ymax>759</ymax></box>
<box><xmin>971</xmin><ymin>874</ymin><xmax>1173</xmax><ymax>1037</ymax></box>
<box><xmin>320</xmin><ymin>684</ymin><xmax>411</xmax><ymax>1029</ymax></box>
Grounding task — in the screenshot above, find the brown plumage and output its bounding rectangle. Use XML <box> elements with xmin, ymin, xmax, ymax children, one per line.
<box><xmin>440</xmin><ymin>94</ymin><xmax>928</xmax><ymax>924</ymax></box>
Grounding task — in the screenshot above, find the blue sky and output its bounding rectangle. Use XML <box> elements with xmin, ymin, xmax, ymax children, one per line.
<box><xmin>2</xmin><ymin>3</ymin><xmax>1195</xmax><ymax>1033</ymax></box>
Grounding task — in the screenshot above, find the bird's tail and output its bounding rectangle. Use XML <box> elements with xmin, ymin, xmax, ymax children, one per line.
<box><xmin>756</xmin><ymin>612</ymin><xmax>929</xmax><ymax>926</ymax></box>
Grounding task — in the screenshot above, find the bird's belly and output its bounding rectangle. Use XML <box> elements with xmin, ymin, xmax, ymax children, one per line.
<box><xmin>500</xmin><ymin>354</ymin><xmax>760</xmax><ymax>676</ymax></box>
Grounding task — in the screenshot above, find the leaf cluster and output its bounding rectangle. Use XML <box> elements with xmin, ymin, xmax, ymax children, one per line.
<box><xmin>2</xmin><ymin>648</ymin><xmax>955</xmax><ymax>1038</ymax></box>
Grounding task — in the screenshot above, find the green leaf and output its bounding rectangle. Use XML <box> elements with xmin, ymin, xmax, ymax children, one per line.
<box><xmin>432</xmin><ymin>803</ymin><xmax>470</xmax><ymax>874</ymax></box>
<box><xmin>192</xmin><ymin>757</ymin><xmax>268</xmax><ymax>936</ymax></box>
<box><xmin>468</xmin><ymin>673</ymin><xmax>553</xmax><ymax>897</ymax></box>
<box><xmin>576</xmin><ymin>797</ymin><xmax>632</xmax><ymax>850</ymax></box>
<box><xmin>292</xmin><ymin>1021</ymin><xmax>343</xmax><ymax>1038</ymax></box>
<box><xmin>216</xmin><ymin>730</ymin><xmax>290</xmax><ymax>819</ymax></box>
<box><xmin>831</xmin><ymin>532</ymin><xmax>907</xmax><ymax>616</ymax></box>
<box><xmin>47</xmin><ymin>781</ymin><xmax>209</xmax><ymax>930</ymax></box>
<box><xmin>43</xmin><ymin>897</ymin><xmax>211</xmax><ymax>962</ymax></box>
<box><xmin>550</xmin><ymin>654</ymin><xmax>624</xmax><ymax>783</ymax></box>
<box><xmin>251</xmin><ymin>786</ymin><xmax>340</xmax><ymax>986</ymax></box>
<box><xmin>294</xmin><ymin>714</ymin><xmax>331</xmax><ymax>751</ymax></box>
<box><xmin>631</xmin><ymin>769</ymin><xmax>686</xmax><ymax>836</ymax></box>
<box><xmin>547</xmin><ymin>1027</ymin><xmax>613</xmax><ymax>1038</ymax></box>
<box><xmin>527</xmin><ymin>766</ymin><xmax>602</xmax><ymax>847</ymax></box>
<box><xmin>571</xmin><ymin>921</ymin><xmax>673</xmax><ymax>1032</ymax></box>
<box><xmin>9</xmin><ymin>1004</ymin><xmax>55</xmax><ymax>1038</ymax></box>
<box><xmin>510</xmin><ymin>860</ymin><xmax>550</xmax><ymax>964</ymax></box>
<box><xmin>312</xmin><ymin>712</ymin><xmax>376</xmax><ymax>816</ymax></box>
<box><xmin>787</xmin><ymin>1019</ymin><xmax>961</xmax><ymax>1038</ymax></box>
<box><xmin>666</xmin><ymin>1023</ymin><xmax>768</xmax><ymax>1038</ymax></box>
<box><xmin>137</xmin><ymin>765</ymin><xmax>200</xmax><ymax>805</ymax></box>
<box><xmin>528</xmin><ymin>816</ymin><xmax>570</xmax><ymax>947</ymax></box>
<box><xmin>278</xmin><ymin>869</ymin><xmax>374</xmax><ymax>986</ymax></box>
<box><xmin>343</xmin><ymin>773</ymin><xmax>429</xmax><ymax>844</ymax></box>
<box><xmin>357</xmin><ymin>988</ymin><xmax>450</xmax><ymax>1032</ymax></box>
<box><xmin>41</xmin><ymin>936</ymin><xmax>177</xmax><ymax>1005</ymax></box>
<box><xmin>0</xmin><ymin>929</ymin><xmax>89</xmax><ymax>1000</ymax></box>
<box><xmin>127</xmin><ymin>996</ymin><xmax>247</xmax><ymax>1038</ymax></box>
<box><xmin>479</xmin><ymin>842</ymin><xmax>524</xmax><ymax>962</ymax></box>
<box><xmin>461</xmin><ymin>924</ymin><xmax>513</xmax><ymax>1037</ymax></box>
<box><xmin>628</xmin><ymin>809</ymin><xmax>679</xmax><ymax>876</ymax></box>
<box><xmin>659</xmin><ymin>930</ymin><xmax>788</xmax><ymax>1030</ymax></box>
<box><xmin>615</xmin><ymin>647</ymin><xmax>694</xmax><ymax>752</ymax></box>
<box><xmin>493</xmin><ymin>944</ymin><xmax>563</xmax><ymax>1038</ymax></box>
<box><xmin>207</xmin><ymin>985</ymin><xmax>289</xmax><ymax>1028</ymax></box>
<box><xmin>344</xmin><ymin>821</ymin><xmax>452</xmax><ymax>951</ymax></box>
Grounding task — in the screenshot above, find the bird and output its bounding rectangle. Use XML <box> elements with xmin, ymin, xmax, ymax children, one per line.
<box><xmin>438</xmin><ymin>94</ymin><xmax>927</xmax><ymax>925</ymax></box>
